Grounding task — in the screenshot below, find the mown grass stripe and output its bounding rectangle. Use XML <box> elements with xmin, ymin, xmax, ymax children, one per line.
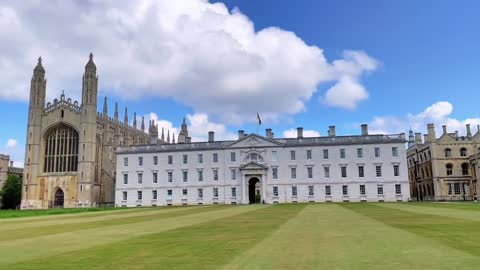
<box><xmin>0</xmin><ymin>205</ymin><xmax>263</xmax><ymax>267</ymax></box>
<box><xmin>8</xmin><ymin>204</ymin><xmax>304</xmax><ymax>270</ymax></box>
<box><xmin>0</xmin><ymin>207</ymin><xmax>133</xmax><ymax>220</ymax></box>
<box><xmin>0</xmin><ymin>206</ymin><xmax>213</xmax><ymax>242</ymax></box>
<box><xmin>377</xmin><ymin>202</ymin><xmax>480</xmax><ymax>222</ymax></box>
<box><xmin>342</xmin><ymin>203</ymin><xmax>480</xmax><ymax>258</ymax></box>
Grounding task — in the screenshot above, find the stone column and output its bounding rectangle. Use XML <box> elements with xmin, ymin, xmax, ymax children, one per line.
<box><xmin>241</xmin><ymin>173</ymin><xmax>247</xmax><ymax>204</ymax></box>
<box><xmin>261</xmin><ymin>173</ymin><xmax>267</xmax><ymax>204</ymax></box>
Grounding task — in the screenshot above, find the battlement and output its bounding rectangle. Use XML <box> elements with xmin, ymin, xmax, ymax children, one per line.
<box><xmin>44</xmin><ymin>92</ymin><xmax>81</xmax><ymax>113</ymax></box>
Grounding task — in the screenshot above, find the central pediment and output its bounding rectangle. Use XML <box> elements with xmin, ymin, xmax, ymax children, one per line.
<box><xmin>225</xmin><ymin>134</ymin><xmax>283</xmax><ymax>148</ymax></box>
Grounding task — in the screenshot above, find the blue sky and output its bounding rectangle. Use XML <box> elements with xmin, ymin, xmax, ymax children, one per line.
<box><xmin>1</xmin><ymin>0</ymin><xmax>479</xmax><ymax>166</ymax></box>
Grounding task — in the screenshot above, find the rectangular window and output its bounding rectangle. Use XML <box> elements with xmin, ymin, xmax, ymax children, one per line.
<box><xmin>357</xmin><ymin>148</ymin><xmax>363</xmax><ymax>159</ymax></box>
<box><xmin>307</xmin><ymin>167</ymin><xmax>313</xmax><ymax>179</ymax></box>
<box><xmin>183</xmin><ymin>171</ymin><xmax>188</xmax><ymax>182</ymax></box>
<box><xmin>291</xmin><ymin>167</ymin><xmax>297</xmax><ymax>179</ymax></box>
<box><xmin>292</xmin><ymin>186</ymin><xmax>298</xmax><ymax>196</ymax></box>
<box><xmin>183</xmin><ymin>188</ymin><xmax>188</xmax><ymax>196</ymax></box>
<box><xmin>167</xmin><ymin>189</ymin><xmax>172</xmax><ymax>196</ymax></box>
<box><xmin>306</xmin><ymin>150</ymin><xmax>312</xmax><ymax>160</ymax></box>
<box><xmin>198</xmin><ymin>188</ymin><xmax>203</xmax><ymax>198</ymax></box>
<box><xmin>213</xmin><ymin>169</ymin><xmax>219</xmax><ymax>181</ymax></box>
<box><xmin>377</xmin><ymin>185</ymin><xmax>384</xmax><ymax>195</ymax></box>
<box><xmin>123</xmin><ymin>173</ymin><xmax>128</xmax><ymax>184</ymax></box>
<box><xmin>152</xmin><ymin>172</ymin><xmax>158</xmax><ymax>184</ymax></box>
<box><xmin>231</xmin><ymin>169</ymin><xmax>236</xmax><ymax>180</ymax></box>
<box><xmin>198</xmin><ymin>170</ymin><xmax>203</xmax><ymax>182</ymax></box>
<box><xmin>137</xmin><ymin>173</ymin><xmax>143</xmax><ymax>184</ymax></box>
<box><xmin>342</xmin><ymin>185</ymin><xmax>348</xmax><ymax>196</ymax></box>
<box><xmin>308</xmin><ymin>185</ymin><xmax>314</xmax><ymax>196</ymax></box>
<box><xmin>341</xmin><ymin>166</ymin><xmax>347</xmax><ymax>178</ymax></box>
<box><xmin>138</xmin><ymin>157</ymin><xmax>143</xmax><ymax>166</ymax></box>
<box><xmin>324</xmin><ymin>167</ymin><xmax>330</xmax><ymax>178</ymax></box>
<box><xmin>271</xmin><ymin>151</ymin><xmax>278</xmax><ymax>161</ymax></box>
<box><xmin>392</xmin><ymin>147</ymin><xmax>399</xmax><ymax>157</ymax></box>
<box><xmin>290</xmin><ymin>150</ymin><xmax>296</xmax><ymax>161</ymax></box>
<box><xmin>358</xmin><ymin>166</ymin><xmax>365</xmax><ymax>178</ymax></box>
<box><xmin>213</xmin><ymin>153</ymin><xmax>218</xmax><ymax>163</ymax></box>
<box><xmin>123</xmin><ymin>157</ymin><xmax>128</xmax><ymax>166</ymax></box>
<box><xmin>454</xmin><ymin>183</ymin><xmax>461</xmax><ymax>195</ymax></box>
<box><xmin>376</xmin><ymin>165</ymin><xmax>382</xmax><ymax>177</ymax></box>
<box><xmin>272</xmin><ymin>167</ymin><xmax>278</xmax><ymax>180</ymax></box>
<box><xmin>152</xmin><ymin>190</ymin><xmax>157</xmax><ymax>200</ymax></box>
<box><xmin>198</xmin><ymin>154</ymin><xmax>203</xmax><ymax>164</ymax></box>
<box><xmin>231</xmin><ymin>187</ymin><xmax>237</xmax><ymax>197</ymax></box>
<box><xmin>448</xmin><ymin>183</ymin><xmax>452</xmax><ymax>195</ymax></box>
<box><xmin>168</xmin><ymin>155</ymin><xmax>173</xmax><ymax>165</ymax></box>
<box><xmin>122</xmin><ymin>191</ymin><xmax>127</xmax><ymax>201</ymax></box>
<box><xmin>325</xmin><ymin>185</ymin><xmax>331</xmax><ymax>196</ymax></box>
<box><xmin>153</xmin><ymin>156</ymin><xmax>158</xmax><ymax>165</ymax></box>
<box><xmin>340</xmin><ymin>149</ymin><xmax>346</xmax><ymax>159</ymax></box>
<box><xmin>183</xmin><ymin>154</ymin><xmax>188</xmax><ymax>164</ymax></box>
<box><xmin>230</xmin><ymin>152</ymin><xmax>236</xmax><ymax>162</ymax></box>
<box><xmin>323</xmin><ymin>149</ymin><xmax>329</xmax><ymax>160</ymax></box>
<box><xmin>395</xmin><ymin>184</ymin><xmax>402</xmax><ymax>195</ymax></box>
<box><xmin>167</xmin><ymin>171</ymin><xmax>173</xmax><ymax>182</ymax></box>
<box><xmin>213</xmin><ymin>188</ymin><xmax>219</xmax><ymax>198</ymax></box>
<box><xmin>137</xmin><ymin>190</ymin><xmax>142</xmax><ymax>200</ymax></box>
<box><xmin>394</xmin><ymin>165</ymin><xmax>400</xmax><ymax>177</ymax></box>
<box><xmin>375</xmin><ymin>147</ymin><xmax>381</xmax><ymax>158</ymax></box>
<box><xmin>360</xmin><ymin>185</ymin><xmax>366</xmax><ymax>195</ymax></box>
<box><xmin>273</xmin><ymin>186</ymin><xmax>279</xmax><ymax>196</ymax></box>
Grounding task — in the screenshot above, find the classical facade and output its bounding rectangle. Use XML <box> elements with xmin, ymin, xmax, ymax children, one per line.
<box><xmin>407</xmin><ymin>123</ymin><xmax>480</xmax><ymax>201</ymax></box>
<box><xmin>0</xmin><ymin>154</ymin><xmax>23</xmax><ymax>188</ymax></box>
<box><xmin>21</xmin><ymin>54</ymin><xmax>169</xmax><ymax>209</ymax></box>
<box><xmin>115</xmin><ymin>125</ymin><xmax>410</xmax><ymax>207</ymax></box>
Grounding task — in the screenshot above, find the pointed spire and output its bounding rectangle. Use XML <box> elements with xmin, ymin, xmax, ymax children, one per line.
<box><xmin>167</xmin><ymin>130</ymin><xmax>170</xmax><ymax>143</ymax></box>
<box><xmin>103</xmin><ymin>96</ymin><xmax>108</xmax><ymax>116</ymax></box>
<box><xmin>33</xmin><ymin>56</ymin><xmax>45</xmax><ymax>75</ymax></box>
<box><xmin>133</xmin><ymin>112</ymin><xmax>137</xmax><ymax>128</ymax></box>
<box><xmin>124</xmin><ymin>107</ymin><xmax>128</xmax><ymax>125</ymax></box>
<box><xmin>172</xmin><ymin>133</ymin><xmax>176</xmax><ymax>144</ymax></box>
<box><xmin>114</xmin><ymin>102</ymin><xmax>119</xmax><ymax>121</ymax></box>
<box><xmin>85</xmin><ymin>52</ymin><xmax>96</xmax><ymax>73</ymax></box>
<box><xmin>141</xmin><ymin>116</ymin><xmax>145</xmax><ymax>131</ymax></box>
<box><xmin>161</xmin><ymin>127</ymin><xmax>165</xmax><ymax>141</ymax></box>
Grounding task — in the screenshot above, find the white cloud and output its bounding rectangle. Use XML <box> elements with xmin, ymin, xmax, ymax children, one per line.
<box><xmin>282</xmin><ymin>129</ymin><xmax>320</xmax><ymax>138</ymax></box>
<box><xmin>368</xmin><ymin>101</ymin><xmax>480</xmax><ymax>136</ymax></box>
<box><xmin>5</xmin><ymin>138</ymin><xmax>17</xmax><ymax>148</ymax></box>
<box><xmin>0</xmin><ymin>0</ymin><xmax>378</xmax><ymax>124</ymax></box>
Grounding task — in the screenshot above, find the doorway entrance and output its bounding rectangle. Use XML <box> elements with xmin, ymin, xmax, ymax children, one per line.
<box><xmin>54</xmin><ymin>188</ymin><xmax>64</xmax><ymax>208</ymax></box>
<box><xmin>248</xmin><ymin>177</ymin><xmax>261</xmax><ymax>204</ymax></box>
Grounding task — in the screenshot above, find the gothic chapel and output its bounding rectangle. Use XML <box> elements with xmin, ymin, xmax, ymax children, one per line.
<box><xmin>21</xmin><ymin>54</ymin><xmax>169</xmax><ymax>208</ymax></box>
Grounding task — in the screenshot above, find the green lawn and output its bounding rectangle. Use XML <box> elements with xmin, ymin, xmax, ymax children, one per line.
<box><xmin>1</xmin><ymin>203</ymin><xmax>480</xmax><ymax>269</ymax></box>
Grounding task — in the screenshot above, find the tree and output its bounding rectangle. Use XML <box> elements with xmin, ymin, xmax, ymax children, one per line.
<box><xmin>0</xmin><ymin>175</ymin><xmax>22</xmax><ymax>209</ymax></box>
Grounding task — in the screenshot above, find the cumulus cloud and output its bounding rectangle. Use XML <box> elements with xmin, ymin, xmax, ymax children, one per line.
<box><xmin>282</xmin><ymin>129</ymin><xmax>320</xmax><ymax>138</ymax></box>
<box><xmin>0</xmin><ymin>0</ymin><xmax>378</xmax><ymax>124</ymax></box>
<box><xmin>5</xmin><ymin>138</ymin><xmax>17</xmax><ymax>148</ymax></box>
<box><xmin>368</xmin><ymin>101</ymin><xmax>480</xmax><ymax>136</ymax></box>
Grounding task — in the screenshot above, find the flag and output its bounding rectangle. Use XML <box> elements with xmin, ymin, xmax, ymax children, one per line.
<box><xmin>257</xmin><ymin>112</ymin><xmax>262</xmax><ymax>125</ymax></box>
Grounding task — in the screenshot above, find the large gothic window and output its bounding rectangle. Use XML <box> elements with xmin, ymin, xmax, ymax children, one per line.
<box><xmin>43</xmin><ymin>124</ymin><xmax>79</xmax><ymax>173</ymax></box>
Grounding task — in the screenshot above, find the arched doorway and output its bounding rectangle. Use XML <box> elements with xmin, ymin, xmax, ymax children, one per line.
<box><xmin>54</xmin><ymin>188</ymin><xmax>65</xmax><ymax>208</ymax></box>
<box><xmin>248</xmin><ymin>177</ymin><xmax>261</xmax><ymax>204</ymax></box>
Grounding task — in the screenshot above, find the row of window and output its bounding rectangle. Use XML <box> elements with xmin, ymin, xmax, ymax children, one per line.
<box><xmin>409</xmin><ymin>147</ymin><xmax>472</xmax><ymax>167</ymax></box>
<box><xmin>124</xmin><ymin>147</ymin><xmax>400</xmax><ymax>167</ymax></box>
<box><xmin>123</xmin><ymin>164</ymin><xmax>401</xmax><ymax>185</ymax></box>
<box><xmin>447</xmin><ymin>183</ymin><xmax>467</xmax><ymax>195</ymax></box>
<box><xmin>445</xmin><ymin>163</ymin><xmax>470</xmax><ymax>176</ymax></box>
<box><xmin>123</xmin><ymin>184</ymin><xmax>403</xmax><ymax>201</ymax></box>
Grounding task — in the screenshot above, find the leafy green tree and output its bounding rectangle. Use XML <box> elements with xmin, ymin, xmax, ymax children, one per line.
<box><xmin>0</xmin><ymin>175</ymin><xmax>22</xmax><ymax>209</ymax></box>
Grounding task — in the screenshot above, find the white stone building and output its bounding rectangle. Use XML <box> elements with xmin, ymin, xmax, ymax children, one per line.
<box><xmin>115</xmin><ymin>125</ymin><xmax>410</xmax><ymax>206</ymax></box>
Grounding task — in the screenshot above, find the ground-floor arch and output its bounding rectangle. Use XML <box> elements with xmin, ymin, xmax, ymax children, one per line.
<box><xmin>248</xmin><ymin>177</ymin><xmax>261</xmax><ymax>204</ymax></box>
<box><xmin>54</xmin><ymin>188</ymin><xmax>64</xmax><ymax>208</ymax></box>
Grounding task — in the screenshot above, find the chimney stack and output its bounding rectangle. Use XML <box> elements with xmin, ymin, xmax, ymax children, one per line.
<box><xmin>9</xmin><ymin>161</ymin><xmax>13</xmax><ymax>167</ymax></box>
<box><xmin>266</xmin><ymin>128</ymin><xmax>273</xmax><ymax>139</ymax></box>
<box><xmin>466</xmin><ymin>124</ymin><xmax>472</xmax><ymax>138</ymax></box>
<box><xmin>361</xmin><ymin>124</ymin><xmax>368</xmax><ymax>136</ymax></box>
<box><xmin>297</xmin><ymin>127</ymin><xmax>303</xmax><ymax>139</ymax></box>
<box><xmin>424</xmin><ymin>134</ymin><xmax>428</xmax><ymax>143</ymax></box>
<box><xmin>238</xmin><ymin>130</ymin><xmax>244</xmax><ymax>140</ymax></box>
<box><xmin>208</xmin><ymin>131</ymin><xmax>214</xmax><ymax>142</ymax></box>
<box><xmin>455</xmin><ymin>131</ymin><xmax>459</xmax><ymax>138</ymax></box>
<box><xmin>415</xmin><ymin>133</ymin><xmax>423</xmax><ymax>144</ymax></box>
<box><xmin>442</xmin><ymin>125</ymin><xmax>447</xmax><ymax>135</ymax></box>
<box><xmin>328</xmin><ymin>126</ymin><xmax>336</xmax><ymax>137</ymax></box>
<box><xmin>426</xmin><ymin>123</ymin><xmax>436</xmax><ymax>142</ymax></box>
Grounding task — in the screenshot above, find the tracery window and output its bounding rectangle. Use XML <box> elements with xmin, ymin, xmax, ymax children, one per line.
<box><xmin>43</xmin><ymin>124</ymin><xmax>79</xmax><ymax>173</ymax></box>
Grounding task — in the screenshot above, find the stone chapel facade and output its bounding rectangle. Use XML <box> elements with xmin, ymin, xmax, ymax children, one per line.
<box><xmin>21</xmin><ymin>54</ymin><xmax>168</xmax><ymax>209</ymax></box>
